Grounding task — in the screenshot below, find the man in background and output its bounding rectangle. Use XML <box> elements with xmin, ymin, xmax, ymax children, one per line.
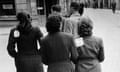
<box><xmin>49</xmin><ymin>4</ymin><xmax>62</xmax><ymax>17</ymax></box>
<box><xmin>63</xmin><ymin>2</ymin><xmax>81</xmax><ymax>38</ymax></box>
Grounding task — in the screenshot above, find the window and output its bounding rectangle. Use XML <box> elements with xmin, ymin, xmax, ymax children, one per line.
<box><xmin>36</xmin><ymin>0</ymin><xmax>45</xmax><ymax>15</ymax></box>
<box><xmin>0</xmin><ymin>0</ymin><xmax>16</xmax><ymax>16</ymax></box>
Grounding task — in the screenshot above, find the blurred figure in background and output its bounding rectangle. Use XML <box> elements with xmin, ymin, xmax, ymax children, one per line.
<box><xmin>79</xmin><ymin>3</ymin><xmax>84</xmax><ymax>16</ymax></box>
<box><xmin>40</xmin><ymin>15</ymin><xmax>78</xmax><ymax>72</ymax></box>
<box><xmin>49</xmin><ymin>4</ymin><xmax>66</xmax><ymax>32</ymax></box>
<box><xmin>111</xmin><ymin>1</ymin><xmax>116</xmax><ymax>13</ymax></box>
<box><xmin>76</xmin><ymin>17</ymin><xmax>105</xmax><ymax>72</ymax></box>
<box><xmin>49</xmin><ymin>4</ymin><xmax>62</xmax><ymax>17</ymax></box>
<box><xmin>63</xmin><ymin>2</ymin><xmax>81</xmax><ymax>38</ymax></box>
<box><xmin>7</xmin><ymin>12</ymin><xmax>44</xmax><ymax>72</ymax></box>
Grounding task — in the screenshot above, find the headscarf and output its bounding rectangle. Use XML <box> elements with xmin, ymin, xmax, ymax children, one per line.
<box><xmin>46</xmin><ymin>15</ymin><xmax>62</xmax><ymax>34</ymax></box>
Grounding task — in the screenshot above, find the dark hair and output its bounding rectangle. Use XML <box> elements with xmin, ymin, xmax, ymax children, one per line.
<box><xmin>16</xmin><ymin>12</ymin><xmax>31</xmax><ymax>24</ymax></box>
<box><xmin>51</xmin><ymin>4</ymin><xmax>61</xmax><ymax>12</ymax></box>
<box><xmin>79</xmin><ymin>3</ymin><xmax>84</xmax><ymax>15</ymax></box>
<box><xmin>46</xmin><ymin>16</ymin><xmax>62</xmax><ymax>33</ymax></box>
<box><xmin>17</xmin><ymin>12</ymin><xmax>27</xmax><ymax>22</ymax></box>
<box><xmin>70</xmin><ymin>2</ymin><xmax>80</xmax><ymax>11</ymax></box>
<box><xmin>78</xmin><ymin>17</ymin><xmax>93</xmax><ymax>37</ymax></box>
<box><xmin>16</xmin><ymin>12</ymin><xmax>32</xmax><ymax>32</ymax></box>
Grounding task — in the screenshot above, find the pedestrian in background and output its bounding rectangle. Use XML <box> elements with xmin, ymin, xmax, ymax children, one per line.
<box><xmin>40</xmin><ymin>15</ymin><xmax>78</xmax><ymax>72</ymax></box>
<box><xmin>75</xmin><ymin>17</ymin><xmax>105</xmax><ymax>72</ymax></box>
<box><xmin>63</xmin><ymin>2</ymin><xmax>81</xmax><ymax>38</ymax></box>
<box><xmin>7</xmin><ymin>12</ymin><xmax>44</xmax><ymax>72</ymax></box>
<box><xmin>49</xmin><ymin>4</ymin><xmax>66</xmax><ymax>32</ymax></box>
<box><xmin>49</xmin><ymin>4</ymin><xmax>62</xmax><ymax>17</ymax></box>
<box><xmin>111</xmin><ymin>1</ymin><xmax>116</xmax><ymax>13</ymax></box>
<box><xmin>79</xmin><ymin>3</ymin><xmax>84</xmax><ymax>16</ymax></box>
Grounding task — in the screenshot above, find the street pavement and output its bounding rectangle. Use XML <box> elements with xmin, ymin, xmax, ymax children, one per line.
<box><xmin>0</xmin><ymin>8</ymin><xmax>120</xmax><ymax>72</ymax></box>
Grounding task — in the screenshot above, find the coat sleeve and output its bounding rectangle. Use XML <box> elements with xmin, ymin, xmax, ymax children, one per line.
<box><xmin>61</xmin><ymin>17</ymin><xmax>66</xmax><ymax>32</ymax></box>
<box><xmin>69</xmin><ymin>36</ymin><xmax>79</xmax><ymax>64</ymax></box>
<box><xmin>35</xmin><ymin>27</ymin><xmax>43</xmax><ymax>50</ymax></box>
<box><xmin>36</xmin><ymin>27</ymin><xmax>43</xmax><ymax>38</ymax></box>
<box><xmin>63</xmin><ymin>19</ymin><xmax>73</xmax><ymax>34</ymax></box>
<box><xmin>98</xmin><ymin>39</ymin><xmax>105</xmax><ymax>62</ymax></box>
<box><xmin>7</xmin><ymin>29</ymin><xmax>17</xmax><ymax>58</ymax></box>
<box><xmin>39</xmin><ymin>40</ymin><xmax>48</xmax><ymax>65</ymax></box>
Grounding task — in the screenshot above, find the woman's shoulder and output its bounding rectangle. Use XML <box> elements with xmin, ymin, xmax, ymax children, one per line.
<box><xmin>31</xmin><ymin>26</ymin><xmax>42</xmax><ymax>33</ymax></box>
<box><xmin>32</xmin><ymin>26</ymin><xmax>40</xmax><ymax>31</ymax></box>
<box><xmin>91</xmin><ymin>36</ymin><xmax>103</xmax><ymax>43</ymax></box>
<box><xmin>59</xmin><ymin>32</ymin><xmax>74</xmax><ymax>39</ymax></box>
<box><xmin>32</xmin><ymin>26</ymin><xmax>43</xmax><ymax>37</ymax></box>
<box><xmin>43</xmin><ymin>32</ymin><xmax>73</xmax><ymax>40</ymax></box>
<box><xmin>59</xmin><ymin>32</ymin><xmax>71</xmax><ymax>36</ymax></box>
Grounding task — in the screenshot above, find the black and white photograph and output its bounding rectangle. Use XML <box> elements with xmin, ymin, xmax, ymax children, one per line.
<box><xmin>0</xmin><ymin>0</ymin><xmax>120</xmax><ymax>72</ymax></box>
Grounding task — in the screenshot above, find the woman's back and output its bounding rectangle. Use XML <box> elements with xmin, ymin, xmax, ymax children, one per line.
<box><xmin>41</xmin><ymin>32</ymin><xmax>77</xmax><ymax>64</ymax></box>
<box><xmin>17</xmin><ymin>27</ymin><xmax>42</xmax><ymax>55</ymax></box>
<box><xmin>78</xmin><ymin>36</ymin><xmax>102</xmax><ymax>60</ymax></box>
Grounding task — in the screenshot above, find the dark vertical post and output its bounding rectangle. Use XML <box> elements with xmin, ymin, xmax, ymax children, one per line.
<box><xmin>45</xmin><ymin>0</ymin><xmax>58</xmax><ymax>18</ymax></box>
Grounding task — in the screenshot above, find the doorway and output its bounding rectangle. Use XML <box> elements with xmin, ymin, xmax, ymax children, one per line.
<box><xmin>36</xmin><ymin>0</ymin><xmax>58</xmax><ymax>16</ymax></box>
<box><xmin>36</xmin><ymin>0</ymin><xmax>58</xmax><ymax>26</ymax></box>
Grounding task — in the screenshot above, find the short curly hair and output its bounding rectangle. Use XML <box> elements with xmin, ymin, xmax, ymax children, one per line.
<box><xmin>78</xmin><ymin>17</ymin><xmax>93</xmax><ymax>37</ymax></box>
<box><xmin>46</xmin><ymin>15</ymin><xmax>62</xmax><ymax>33</ymax></box>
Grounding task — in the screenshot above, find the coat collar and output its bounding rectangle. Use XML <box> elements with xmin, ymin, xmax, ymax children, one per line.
<box><xmin>70</xmin><ymin>12</ymin><xmax>80</xmax><ymax>17</ymax></box>
<box><xmin>49</xmin><ymin>12</ymin><xmax>62</xmax><ymax>17</ymax></box>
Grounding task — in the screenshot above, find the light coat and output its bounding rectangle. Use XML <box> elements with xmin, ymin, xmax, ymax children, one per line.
<box><xmin>63</xmin><ymin>12</ymin><xmax>81</xmax><ymax>38</ymax></box>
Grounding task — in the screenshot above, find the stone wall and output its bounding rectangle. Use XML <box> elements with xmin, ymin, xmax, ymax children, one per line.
<box><xmin>15</xmin><ymin>0</ymin><xmax>38</xmax><ymax>19</ymax></box>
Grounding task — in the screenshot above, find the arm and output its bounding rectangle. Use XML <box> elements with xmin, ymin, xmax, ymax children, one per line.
<box><xmin>61</xmin><ymin>17</ymin><xmax>66</xmax><ymax>32</ymax></box>
<box><xmin>63</xmin><ymin>19</ymin><xmax>73</xmax><ymax>34</ymax></box>
<box><xmin>70</xmin><ymin>36</ymin><xmax>79</xmax><ymax>64</ymax></box>
<box><xmin>36</xmin><ymin>27</ymin><xmax>43</xmax><ymax>49</ymax></box>
<box><xmin>7</xmin><ymin>29</ymin><xmax>17</xmax><ymax>58</ymax></box>
<box><xmin>39</xmin><ymin>40</ymin><xmax>48</xmax><ymax>65</ymax></box>
<box><xmin>98</xmin><ymin>39</ymin><xmax>105</xmax><ymax>62</ymax></box>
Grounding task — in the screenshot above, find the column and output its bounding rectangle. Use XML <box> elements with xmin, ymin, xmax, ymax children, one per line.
<box><xmin>30</xmin><ymin>0</ymin><xmax>37</xmax><ymax>16</ymax></box>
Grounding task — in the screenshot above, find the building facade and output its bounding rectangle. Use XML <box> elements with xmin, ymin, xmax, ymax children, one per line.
<box><xmin>0</xmin><ymin>0</ymin><xmax>60</xmax><ymax>20</ymax></box>
<box><xmin>0</xmin><ymin>0</ymin><xmax>38</xmax><ymax>20</ymax></box>
<box><xmin>59</xmin><ymin>0</ymin><xmax>120</xmax><ymax>11</ymax></box>
<box><xmin>0</xmin><ymin>0</ymin><xmax>119</xmax><ymax>21</ymax></box>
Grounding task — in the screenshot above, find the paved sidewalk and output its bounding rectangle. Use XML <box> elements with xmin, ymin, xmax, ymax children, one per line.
<box><xmin>0</xmin><ymin>27</ymin><xmax>11</xmax><ymax>35</ymax></box>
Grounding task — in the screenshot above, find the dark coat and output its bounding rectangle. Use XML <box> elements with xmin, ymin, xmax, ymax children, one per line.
<box><xmin>40</xmin><ymin>32</ymin><xmax>78</xmax><ymax>72</ymax></box>
<box><xmin>111</xmin><ymin>2</ymin><xmax>116</xmax><ymax>13</ymax></box>
<box><xmin>76</xmin><ymin>36</ymin><xmax>104</xmax><ymax>72</ymax></box>
<box><xmin>7</xmin><ymin>26</ymin><xmax>43</xmax><ymax>72</ymax></box>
